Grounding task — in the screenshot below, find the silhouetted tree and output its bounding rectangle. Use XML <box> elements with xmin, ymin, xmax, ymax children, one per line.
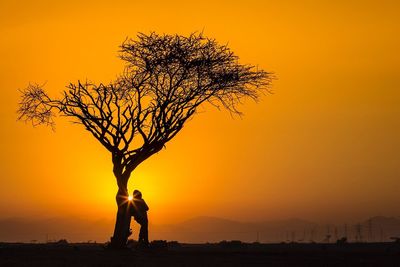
<box><xmin>17</xmin><ymin>32</ymin><xmax>273</xmax><ymax>248</ymax></box>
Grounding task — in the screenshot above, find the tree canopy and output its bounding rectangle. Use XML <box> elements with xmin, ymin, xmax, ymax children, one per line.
<box><xmin>18</xmin><ymin>32</ymin><xmax>273</xmax><ymax>248</ymax></box>
<box><xmin>18</xmin><ymin>32</ymin><xmax>272</xmax><ymax>182</ymax></box>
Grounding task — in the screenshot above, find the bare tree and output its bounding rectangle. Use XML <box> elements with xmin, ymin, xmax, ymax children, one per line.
<box><xmin>17</xmin><ymin>32</ymin><xmax>273</xmax><ymax>248</ymax></box>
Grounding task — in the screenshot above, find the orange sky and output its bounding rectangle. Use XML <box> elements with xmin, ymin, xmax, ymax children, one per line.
<box><xmin>0</xmin><ymin>0</ymin><xmax>399</xmax><ymax>225</ymax></box>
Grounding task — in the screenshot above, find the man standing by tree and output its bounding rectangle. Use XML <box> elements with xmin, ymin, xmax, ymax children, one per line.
<box><xmin>18</xmin><ymin>32</ymin><xmax>273</xmax><ymax>248</ymax></box>
<box><xmin>130</xmin><ymin>189</ymin><xmax>149</xmax><ymax>247</ymax></box>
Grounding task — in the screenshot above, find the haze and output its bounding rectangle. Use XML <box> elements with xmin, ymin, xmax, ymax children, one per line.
<box><xmin>0</xmin><ymin>0</ymin><xmax>399</xmax><ymax>240</ymax></box>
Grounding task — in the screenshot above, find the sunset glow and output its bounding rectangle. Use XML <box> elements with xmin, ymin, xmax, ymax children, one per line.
<box><xmin>0</xmin><ymin>0</ymin><xmax>399</xmax><ymax>243</ymax></box>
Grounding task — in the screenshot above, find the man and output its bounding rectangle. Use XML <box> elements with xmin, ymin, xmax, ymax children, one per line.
<box><xmin>130</xmin><ymin>189</ymin><xmax>149</xmax><ymax>247</ymax></box>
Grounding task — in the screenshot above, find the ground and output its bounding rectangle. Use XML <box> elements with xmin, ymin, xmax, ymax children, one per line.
<box><xmin>0</xmin><ymin>242</ymin><xmax>399</xmax><ymax>266</ymax></box>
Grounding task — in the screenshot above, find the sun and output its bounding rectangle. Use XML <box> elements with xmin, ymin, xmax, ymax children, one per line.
<box><xmin>128</xmin><ymin>195</ymin><xmax>133</xmax><ymax>201</ymax></box>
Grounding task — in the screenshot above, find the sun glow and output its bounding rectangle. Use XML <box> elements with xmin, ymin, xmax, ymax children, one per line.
<box><xmin>1</xmin><ymin>0</ymin><xmax>400</xmax><ymax>231</ymax></box>
<box><xmin>128</xmin><ymin>196</ymin><xmax>133</xmax><ymax>201</ymax></box>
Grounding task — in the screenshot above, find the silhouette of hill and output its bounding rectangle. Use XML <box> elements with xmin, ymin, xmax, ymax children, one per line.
<box><xmin>179</xmin><ymin>216</ymin><xmax>250</xmax><ymax>234</ymax></box>
<box><xmin>0</xmin><ymin>217</ymin><xmax>113</xmax><ymax>243</ymax></box>
<box><xmin>152</xmin><ymin>216</ymin><xmax>317</xmax><ymax>243</ymax></box>
<box><xmin>1</xmin><ymin>216</ymin><xmax>399</xmax><ymax>243</ymax></box>
<box><xmin>360</xmin><ymin>216</ymin><xmax>400</xmax><ymax>241</ymax></box>
<box><xmin>364</xmin><ymin>216</ymin><xmax>400</xmax><ymax>228</ymax></box>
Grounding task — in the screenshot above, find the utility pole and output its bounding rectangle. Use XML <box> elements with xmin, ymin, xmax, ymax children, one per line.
<box><xmin>355</xmin><ymin>224</ymin><xmax>362</xmax><ymax>242</ymax></box>
<box><xmin>334</xmin><ymin>227</ymin><xmax>338</xmax><ymax>242</ymax></box>
<box><xmin>368</xmin><ymin>219</ymin><xmax>373</xmax><ymax>242</ymax></box>
<box><xmin>310</xmin><ymin>227</ymin><xmax>316</xmax><ymax>243</ymax></box>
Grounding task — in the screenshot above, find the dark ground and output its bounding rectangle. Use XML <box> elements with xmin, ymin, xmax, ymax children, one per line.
<box><xmin>0</xmin><ymin>242</ymin><xmax>400</xmax><ymax>266</ymax></box>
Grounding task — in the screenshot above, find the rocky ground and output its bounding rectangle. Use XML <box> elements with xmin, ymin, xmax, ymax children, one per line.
<box><xmin>0</xmin><ymin>242</ymin><xmax>399</xmax><ymax>266</ymax></box>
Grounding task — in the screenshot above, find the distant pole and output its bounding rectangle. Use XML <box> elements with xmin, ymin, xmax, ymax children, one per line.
<box><xmin>355</xmin><ymin>224</ymin><xmax>362</xmax><ymax>242</ymax></box>
<box><xmin>326</xmin><ymin>224</ymin><xmax>331</xmax><ymax>243</ymax></box>
<box><xmin>368</xmin><ymin>219</ymin><xmax>373</xmax><ymax>242</ymax></box>
<box><xmin>334</xmin><ymin>227</ymin><xmax>338</xmax><ymax>242</ymax></box>
<box><xmin>256</xmin><ymin>231</ymin><xmax>260</xmax><ymax>243</ymax></box>
<box><xmin>310</xmin><ymin>227</ymin><xmax>316</xmax><ymax>242</ymax></box>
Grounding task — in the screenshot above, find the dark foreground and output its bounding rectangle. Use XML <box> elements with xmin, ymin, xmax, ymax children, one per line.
<box><xmin>1</xmin><ymin>242</ymin><xmax>400</xmax><ymax>267</ymax></box>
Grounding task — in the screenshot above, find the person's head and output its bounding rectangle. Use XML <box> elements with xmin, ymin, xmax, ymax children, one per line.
<box><xmin>133</xmin><ymin>189</ymin><xmax>142</xmax><ymax>199</ymax></box>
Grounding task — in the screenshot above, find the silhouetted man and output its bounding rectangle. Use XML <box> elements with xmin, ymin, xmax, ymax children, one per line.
<box><xmin>130</xmin><ymin>189</ymin><xmax>149</xmax><ymax>247</ymax></box>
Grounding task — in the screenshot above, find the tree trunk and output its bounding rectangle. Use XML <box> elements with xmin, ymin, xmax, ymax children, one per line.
<box><xmin>108</xmin><ymin>153</ymin><xmax>146</xmax><ymax>248</ymax></box>
<box><xmin>109</xmin><ymin>184</ymin><xmax>132</xmax><ymax>249</ymax></box>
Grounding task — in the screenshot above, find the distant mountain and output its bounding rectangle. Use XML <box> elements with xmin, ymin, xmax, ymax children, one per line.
<box><xmin>360</xmin><ymin>216</ymin><xmax>400</xmax><ymax>241</ymax></box>
<box><xmin>364</xmin><ymin>216</ymin><xmax>400</xmax><ymax>228</ymax></box>
<box><xmin>179</xmin><ymin>216</ymin><xmax>250</xmax><ymax>233</ymax></box>
<box><xmin>151</xmin><ymin>216</ymin><xmax>400</xmax><ymax>243</ymax></box>
<box><xmin>0</xmin><ymin>217</ymin><xmax>114</xmax><ymax>243</ymax></box>
<box><xmin>150</xmin><ymin>216</ymin><xmax>317</xmax><ymax>243</ymax></box>
<box><xmin>1</xmin><ymin>216</ymin><xmax>399</xmax><ymax>243</ymax></box>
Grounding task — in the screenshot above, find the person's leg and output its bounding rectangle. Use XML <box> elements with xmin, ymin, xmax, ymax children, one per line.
<box><xmin>142</xmin><ymin>220</ymin><xmax>149</xmax><ymax>245</ymax></box>
<box><xmin>138</xmin><ymin>224</ymin><xmax>144</xmax><ymax>242</ymax></box>
<box><xmin>137</xmin><ymin>222</ymin><xmax>148</xmax><ymax>246</ymax></box>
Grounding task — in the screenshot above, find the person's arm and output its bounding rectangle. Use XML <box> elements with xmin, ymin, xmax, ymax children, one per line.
<box><xmin>143</xmin><ymin>199</ymin><xmax>149</xmax><ymax>211</ymax></box>
<box><xmin>129</xmin><ymin>201</ymin><xmax>138</xmax><ymax>217</ymax></box>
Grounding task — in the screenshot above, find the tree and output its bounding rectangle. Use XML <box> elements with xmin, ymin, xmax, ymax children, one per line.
<box><xmin>17</xmin><ymin>32</ymin><xmax>273</xmax><ymax>248</ymax></box>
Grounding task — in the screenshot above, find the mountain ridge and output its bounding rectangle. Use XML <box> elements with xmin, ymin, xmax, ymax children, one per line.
<box><xmin>0</xmin><ymin>215</ymin><xmax>399</xmax><ymax>243</ymax></box>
